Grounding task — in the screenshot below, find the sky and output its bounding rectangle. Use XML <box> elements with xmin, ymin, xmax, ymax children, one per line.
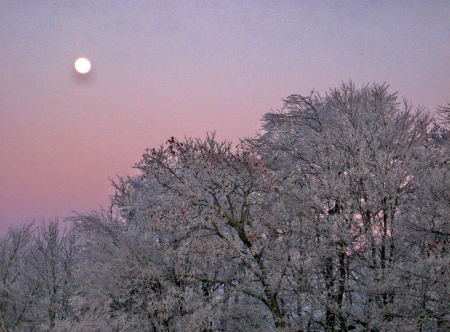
<box><xmin>1</xmin><ymin>0</ymin><xmax>449</xmax><ymax>232</ymax></box>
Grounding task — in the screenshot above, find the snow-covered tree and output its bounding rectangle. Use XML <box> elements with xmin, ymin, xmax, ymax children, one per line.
<box><xmin>247</xmin><ymin>82</ymin><xmax>449</xmax><ymax>331</ymax></box>
<box><xmin>0</xmin><ymin>223</ymin><xmax>34</xmax><ymax>331</ymax></box>
<box><xmin>24</xmin><ymin>220</ymin><xmax>77</xmax><ymax>330</ymax></box>
<box><xmin>68</xmin><ymin>135</ymin><xmax>294</xmax><ymax>330</ymax></box>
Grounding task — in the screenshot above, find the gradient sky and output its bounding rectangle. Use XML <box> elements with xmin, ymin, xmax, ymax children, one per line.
<box><xmin>1</xmin><ymin>0</ymin><xmax>449</xmax><ymax>232</ymax></box>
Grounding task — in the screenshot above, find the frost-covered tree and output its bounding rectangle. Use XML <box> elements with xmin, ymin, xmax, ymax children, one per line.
<box><xmin>0</xmin><ymin>223</ymin><xmax>33</xmax><ymax>331</ymax></box>
<box><xmin>24</xmin><ymin>220</ymin><xmax>77</xmax><ymax>330</ymax></box>
<box><xmin>247</xmin><ymin>82</ymin><xmax>449</xmax><ymax>331</ymax></box>
<box><xmin>68</xmin><ymin>135</ymin><xmax>294</xmax><ymax>330</ymax></box>
<box><xmin>0</xmin><ymin>220</ymin><xmax>77</xmax><ymax>331</ymax></box>
<box><xmin>437</xmin><ymin>103</ymin><xmax>450</xmax><ymax>128</ymax></box>
<box><xmin>65</xmin><ymin>208</ymin><xmax>211</xmax><ymax>332</ymax></box>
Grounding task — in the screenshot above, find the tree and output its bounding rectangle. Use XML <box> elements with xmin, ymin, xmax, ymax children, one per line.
<box><xmin>23</xmin><ymin>220</ymin><xmax>77</xmax><ymax>330</ymax></box>
<box><xmin>69</xmin><ymin>135</ymin><xmax>294</xmax><ymax>330</ymax></box>
<box><xmin>247</xmin><ymin>82</ymin><xmax>448</xmax><ymax>331</ymax></box>
<box><xmin>436</xmin><ymin>103</ymin><xmax>450</xmax><ymax>128</ymax></box>
<box><xmin>0</xmin><ymin>223</ymin><xmax>34</xmax><ymax>331</ymax></box>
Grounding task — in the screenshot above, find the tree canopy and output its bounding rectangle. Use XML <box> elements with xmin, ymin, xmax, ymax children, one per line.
<box><xmin>1</xmin><ymin>82</ymin><xmax>449</xmax><ymax>331</ymax></box>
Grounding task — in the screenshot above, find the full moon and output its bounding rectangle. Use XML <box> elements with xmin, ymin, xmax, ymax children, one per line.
<box><xmin>74</xmin><ymin>58</ymin><xmax>91</xmax><ymax>74</ymax></box>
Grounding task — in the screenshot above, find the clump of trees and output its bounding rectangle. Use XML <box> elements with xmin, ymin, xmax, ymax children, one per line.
<box><xmin>1</xmin><ymin>82</ymin><xmax>449</xmax><ymax>331</ymax></box>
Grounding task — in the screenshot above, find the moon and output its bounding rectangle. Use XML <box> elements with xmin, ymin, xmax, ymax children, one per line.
<box><xmin>74</xmin><ymin>58</ymin><xmax>91</xmax><ymax>74</ymax></box>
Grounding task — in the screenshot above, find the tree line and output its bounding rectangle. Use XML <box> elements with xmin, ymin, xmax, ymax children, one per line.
<box><xmin>1</xmin><ymin>82</ymin><xmax>449</xmax><ymax>331</ymax></box>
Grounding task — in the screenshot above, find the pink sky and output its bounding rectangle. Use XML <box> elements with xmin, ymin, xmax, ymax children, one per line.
<box><xmin>1</xmin><ymin>1</ymin><xmax>449</xmax><ymax>233</ymax></box>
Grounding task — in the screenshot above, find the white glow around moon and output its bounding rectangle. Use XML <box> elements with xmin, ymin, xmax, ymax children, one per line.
<box><xmin>74</xmin><ymin>58</ymin><xmax>91</xmax><ymax>74</ymax></box>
